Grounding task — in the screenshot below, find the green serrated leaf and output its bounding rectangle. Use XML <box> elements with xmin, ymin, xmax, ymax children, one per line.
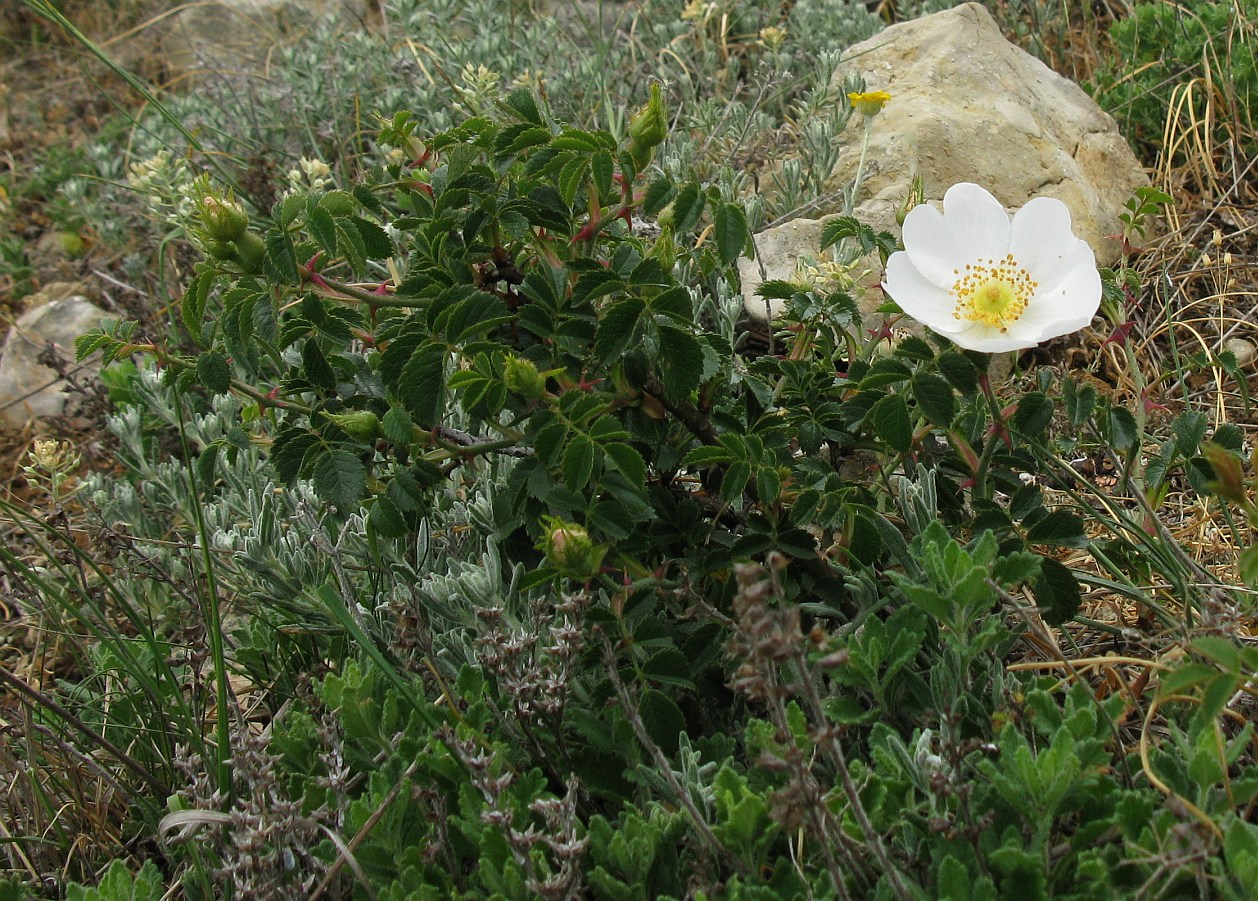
<box><xmin>1107</xmin><ymin>406</ymin><xmax>1139</xmax><ymax>451</ymax></box>
<box><xmin>683</xmin><ymin>445</ymin><xmax>736</xmax><ymax>467</ymax></box>
<box><xmin>264</xmin><ymin>231</ymin><xmax>298</xmax><ymax>283</ymax></box>
<box><xmin>195</xmin><ymin>441</ymin><xmax>220</xmax><ymax>491</ymax></box>
<box><xmin>271</xmin><ymin>427</ymin><xmax>319</xmax><ymax>483</ymax></box>
<box><xmin>352</xmin><ymin>184</ymin><xmax>383</xmax><ymax>215</ymax></box>
<box><xmin>181</xmin><ymin>269</ymin><xmax>215</xmax><ymax>338</ymax></box>
<box><xmin>721</xmin><ymin>461</ymin><xmax>752</xmax><ymax>504</ymax></box>
<box><xmin>381</xmin><ymin>407</ymin><xmax>414</xmax><ymax>445</ymax></box>
<box><xmin>592</xmin><ymin>150</ymin><xmax>614</xmax><ymax>199</ymax></box>
<box><xmin>819</xmin><ymin>215</ymin><xmax>877</xmax><ymax>253</ymax></box>
<box><xmin>502</xmin><ymin>87</ymin><xmax>542</xmax><ymax>125</ymax></box>
<box><xmin>937</xmin><ymin>351</ymin><xmax>980</xmax><ymax>396</ymax></box>
<box><xmin>604</xmin><ymin>442</ymin><xmax>646</xmax><ymax>487</ymax></box>
<box><xmin>551</xmin><ymin>129</ymin><xmax>606</xmax><ymax>151</ymax></box>
<box><xmin>1013</xmin><ymin>391</ymin><xmax>1054</xmax><ymax>437</ymax></box>
<box><xmin>869</xmin><ymin>393</ymin><xmax>912</xmax><ymax>452</ymax></box>
<box><xmin>992</xmin><ymin>551</ymin><xmax>1041</xmax><ymax>587</ymax></box>
<box><xmin>1173</xmin><ymin>410</ymin><xmax>1210</xmax><ymax>457</ymax></box>
<box><xmin>670</xmin><ymin>183</ymin><xmax>704</xmax><ymax>234</ymax></box>
<box><xmin>1033</xmin><ymin>556</ymin><xmax>1081</xmax><ymax>625</ymax></box>
<box><xmin>369</xmin><ymin>495</ymin><xmax>409</xmax><ymax>538</ymax></box>
<box><xmin>642</xmin><ymin>648</ymin><xmax>695</xmax><ymax>689</ymax></box>
<box><xmin>196</xmin><ymin>350</ymin><xmax>232</xmax><ymax>394</ymax></box>
<box><xmin>278</xmin><ymin>192</ymin><xmax>305</xmax><ymax>227</ymax></box>
<box><xmin>596</xmin><ymin>297</ymin><xmax>645</xmax><ymax>361</ymax></box>
<box><xmin>638</xmin><ymin>687</ymin><xmax>685</xmax><ymax>755</ymax></box>
<box><xmin>643</xmin><ymin>176</ymin><xmax>674</xmax><ymax>216</ymax></box>
<box><xmin>1063</xmin><ymin>377</ymin><xmax>1096</xmax><ymax>428</ymax></box>
<box><xmin>500</xmin><ymin>125</ymin><xmax>551</xmax><ymax>156</ymax></box>
<box><xmin>388</xmin><ymin>467</ymin><xmax>428</xmax><ymax>512</ymax></box>
<box><xmin>307</xmin><ymin>206</ymin><xmax>339</xmax><ymax>256</ymax></box>
<box><xmin>312</xmin><ymin>447</ymin><xmax>367</xmax><ymax>512</ymax></box>
<box><xmin>656</xmin><ymin>325</ymin><xmax>703</xmax><ymax>402</ymax></box>
<box><xmin>1025</xmin><ymin>509</ymin><xmax>1087</xmax><ymax>547</ymax></box>
<box><xmin>912</xmin><ymin>371</ymin><xmax>956</xmax><ymax>427</ymax></box>
<box><xmin>302</xmin><ymin>340</ymin><xmax>337</xmax><ymax>392</ymax></box>
<box><xmin>714</xmin><ymin>202</ymin><xmax>749</xmax><ymax>265</ymax></box>
<box><xmin>562</xmin><ymin>435</ymin><xmax>597</xmax><ymax>491</ymax></box>
<box><xmin>348</xmin><ymin>216</ymin><xmax>391</xmax><ymax>259</ymax></box>
<box><xmin>398</xmin><ymin>342</ymin><xmax>447</xmax><ymax>425</ymax></box>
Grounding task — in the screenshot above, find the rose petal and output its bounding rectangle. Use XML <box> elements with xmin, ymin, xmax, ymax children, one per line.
<box><xmin>946</xmin><ymin>322</ymin><xmax>1039</xmax><ymax>353</ymax></box>
<box><xmin>883</xmin><ymin>251</ymin><xmax>965</xmax><ymax>337</ymax></box>
<box><xmin>1029</xmin><ymin>238</ymin><xmax>1098</xmax><ymax>297</ymax></box>
<box><xmin>902</xmin><ymin>203</ymin><xmax>969</xmax><ymax>287</ymax></box>
<box><xmin>1009</xmin><ymin>197</ymin><xmax>1085</xmax><ymax>282</ymax></box>
<box><xmin>940</xmin><ymin>183</ymin><xmax>1012</xmax><ymax>263</ymax></box>
<box><xmin>1020</xmin><ymin>262</ymin><xmax>1103</xmax><ymax>342</ymax></box>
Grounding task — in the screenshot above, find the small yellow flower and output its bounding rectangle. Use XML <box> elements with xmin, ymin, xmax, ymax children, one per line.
<box><xmin>759</xmin><ymin>25</ymin><xmax>787</xmax><ymax>51</ymax></box>
<box><xmin>848</xmin><ymin>90</ymin><xmax>891</xmax><ymax>117</ymax></box>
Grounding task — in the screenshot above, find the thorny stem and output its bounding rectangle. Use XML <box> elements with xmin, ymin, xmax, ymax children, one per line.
<box><xmin>599</xmin><ymin>634</ymin><xmax>749</xmax><ymax>879</ymax></box>
<box><xmin>300</xmin><ymin>266</ymin><xmax>431</xmax><ymax>308</ymax></box>
<box><xmin>641</xmin><ymin>378</ymin><xmax>720</xmax><ymax>445</ymax></box>
<box><xmin>147</xmin><ymin>351</ymin><xmax>314</xmax><ymax>415</ymax></box>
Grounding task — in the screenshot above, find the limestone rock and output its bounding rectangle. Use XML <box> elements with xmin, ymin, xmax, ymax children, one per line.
<box><xmin>0</xmin><ymin>285</ymin><xmax>107</xmax><ymax>432</ymax></box>
<box><xmin>157</xmin><ymin>0</ymin><xmax>375</xmax><ymax>78</ymax></box>
<box><xmin>830</xmin><ymin>2</ymin><xmax>1146</xmax><ymax>264</ymax></box>
<box><xmin>741</xmin><ymin>2</ymin><xmax>1147</xmax><ymax>325</ymax></box>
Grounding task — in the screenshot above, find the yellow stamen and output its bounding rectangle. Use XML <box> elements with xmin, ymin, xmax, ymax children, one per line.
<box><xmin>951</xmin><ymin>254</ymin><xmax>1037</xmax><ymax>332</ymax></box>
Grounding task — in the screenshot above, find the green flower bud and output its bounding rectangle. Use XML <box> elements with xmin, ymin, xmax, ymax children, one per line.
<box><xmin>656</xmin><ymin>200</ymin><xmax>676</xmax><ymax>230</ymax></box>
<box><xmin>540</xmin><ymin>516</ymin><xmax>607</xmax><ymax>582</ymax></box>
<box><xmin>205</xmin><ymin>239</ymin><xmax>240</xmax><ymax>262</ymax></box>
<box><xmin>896</xmin><ymin>175</ymin><xmax>925</xmax><ymax>227</ymax></box>
<box><xmin>200</xmin><ymin>196</ymin><xmax>250</xmax><ymax>241</ymax></box>
<box><xmin>503</xmin><ymin>355</ymin><xmax>546</xmax><ymax>400</ymax></box>
<box><xmin>1203</xmin><ymin>442</ymin><xmax>1247</xmax><ymax>504</ymax></box>
<box><xmin>233</xmin><ymin>230</ymin><xmax>267</xmax><ymax>274</ymax></box>
<box><xmin>628</xmin><ymin>83</ymin><xmax>667</xmax><ymax>170</ymax></box>
<box><xmin>325</xmin><ymin>410</ymin><xmax>382</xmax><ymax>442</ymax></box>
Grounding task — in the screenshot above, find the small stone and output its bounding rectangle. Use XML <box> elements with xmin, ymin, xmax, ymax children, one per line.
<box><xmin>0</xmin><ymin>288</ymin><xmax>107</xmax><ymax>432</ymax></box>
<box><xmin>1224</xmin><ymin>337</ymin><xmax>1256</xmax><ymax>369</ymax></box>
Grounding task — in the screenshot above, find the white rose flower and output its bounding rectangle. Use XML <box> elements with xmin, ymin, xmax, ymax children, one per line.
<box><xmin>882</xmin><ymin>183</ymin><xmax>1102</xmax><ymax>353</ymax></box>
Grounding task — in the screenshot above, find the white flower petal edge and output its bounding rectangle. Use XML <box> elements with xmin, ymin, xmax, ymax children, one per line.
<box><xmin>881</xmin><ymin>183</ymin><xmax>1102</xmax><ymax>353</ymax></box>
<box><xmin>901</xmin><ymin>203</ymin><xmax>968</xmax><ymax>286</ymax></box>
<box><xmin>936</xmin><ymin>183</ymin><xmax>1012</xmax><ymax>263</ymax></box>
<box><xmin>1008</xmin><ymin>197</ymin><xmax>1084</xmax><ymax>281</ymax></box>
<box><xmin>882</xmin><ymin>251</ymin><xmax>966</xmax><ymax>338</ymax></box>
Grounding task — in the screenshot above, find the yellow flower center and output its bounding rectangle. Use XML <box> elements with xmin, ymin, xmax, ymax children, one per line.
<box><xmin>951</xmin><ymin>254</ymin><xmax>1038</xmax><ymax>332</ymax></box>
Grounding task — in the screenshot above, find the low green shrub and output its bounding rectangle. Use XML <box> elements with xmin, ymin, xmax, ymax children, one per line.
<box><xmin>53</xmin><ymin>86</ymin><xmax>1256</xmax><ymax>898</ymax></box>
<box><xmin>1093</xmin><ymin>0</ymin><xmax>1258</xmax><ymax>157</ymax></box>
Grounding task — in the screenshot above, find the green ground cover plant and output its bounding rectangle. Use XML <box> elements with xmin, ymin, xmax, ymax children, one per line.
<box><xmin>0</xmin><ymin>1</ymin><xmax>1255</xmax><ymax>899</ymax></box>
